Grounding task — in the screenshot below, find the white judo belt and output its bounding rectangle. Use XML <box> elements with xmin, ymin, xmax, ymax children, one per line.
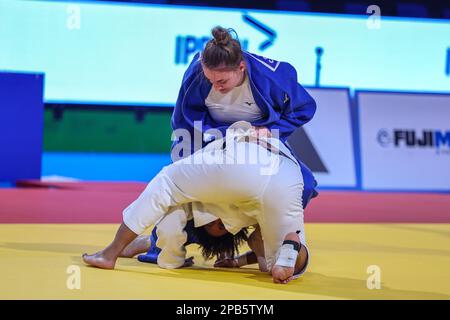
<box><xmin>222</xmin><ymin>121</ymin><xmax>291</xmax><ymax>159</ymax></box>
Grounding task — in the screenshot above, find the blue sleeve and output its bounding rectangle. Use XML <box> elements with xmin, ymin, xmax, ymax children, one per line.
<box><xmin>171</xmin><ymin>78</ymin><xmax>191</xmax><ymax>133</ymax></box>
<box><xmin>171</xmin><ymin>53</ymin><xmax>201</xmax><ymax>133</ymax></box>
<box><xmin>170</xmin><ymin>80</ymin><xmax>204</xmax><ymax>157</ymax></box>
<box><xmin>268</xmin><ymin>64</ymin><xmax>317</xmax><ymax>140</ymax></box>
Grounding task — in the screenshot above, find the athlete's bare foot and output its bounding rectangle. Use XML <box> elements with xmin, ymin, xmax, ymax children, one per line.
<box><xmin>118</xmin><ymin>235</ymin><xmax>151</xmax><ymax>258</ymax></box>
<box><xmin>82</xmin><ymin>251</ymin><xmax>116</xmax><ymax>269</ymax></box>
<box><xmin>271</xmin><ymin>265</ymin><xmax>295</xmax><ymax>284</ymax></box>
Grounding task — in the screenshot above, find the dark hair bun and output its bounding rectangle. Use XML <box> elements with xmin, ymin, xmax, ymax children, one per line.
<box><xmin>212</xmin><ymin>26</ymin><xmax>232</xmax><ymax>46</ymax></box>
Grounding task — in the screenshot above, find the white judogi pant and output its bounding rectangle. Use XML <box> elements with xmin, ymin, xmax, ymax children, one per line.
<box><xmin>123</xmin><ymin>138</ymin><xmax>307</xmax><ymax>271</ymax></box>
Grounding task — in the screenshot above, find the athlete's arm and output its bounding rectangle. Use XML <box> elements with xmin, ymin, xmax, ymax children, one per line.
<box><xmin>213</xmin><ymin>250</ymin><xmax>257</xmax><ymax>268</ymax></box>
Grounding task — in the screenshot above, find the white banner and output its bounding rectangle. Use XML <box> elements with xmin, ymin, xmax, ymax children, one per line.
<box><xmin>0</xmin><ymin>0</ymin><xmax>449</xmax><ymax>104</ymax></box>
<box><xmin>357</xmin><ymin>91</ymin><xmax>450</xmax><ymax>191</ymax></box>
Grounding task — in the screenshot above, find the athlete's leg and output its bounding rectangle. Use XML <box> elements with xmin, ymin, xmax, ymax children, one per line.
<box><xmin>271</xmin><ymin>231</ymin><xmax>309</xmax><ymax>284</ymax></box>
<box><xmin>258</xmin><ymin>155</ymin><xmax>310</xmax><ymax>283</ymax></box>
<box><xmin>82</xmin><ymin>168</ymin><xmax>194</xmax><ymax>270</ymax></box>
<box><xmin>82</xmin><ymin>223</ymin><xmax>138</xmax><ymax>269</ymax></box>
<box><xmin>119</xmin><ymin>235</ymin><xmax>151</xmax><ymax>258</ymax></box>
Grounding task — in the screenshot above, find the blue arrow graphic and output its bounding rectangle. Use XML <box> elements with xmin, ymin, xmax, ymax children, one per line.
<box><xmin>242</xmin><ymin>14</ymin><xmax>276</xmax><ymax>51</ymax></box>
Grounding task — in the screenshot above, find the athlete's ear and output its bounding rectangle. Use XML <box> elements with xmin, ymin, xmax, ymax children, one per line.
<box><xmin>239</xmin><ymin>61</ymin><xmax>246</xmax><ymax>72</ymax></box>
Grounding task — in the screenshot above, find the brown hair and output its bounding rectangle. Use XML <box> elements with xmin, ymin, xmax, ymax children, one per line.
<box><xmin>201</xmin><ymin>26</ymin><xmax>243</xmax><ymax>71</ymax></box>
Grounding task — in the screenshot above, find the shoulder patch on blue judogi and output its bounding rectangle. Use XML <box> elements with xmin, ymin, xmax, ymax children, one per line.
<box><xmin>247</xmin><ymin>53</ymin><xmax>281</xmax><ymax>72</ymax></box>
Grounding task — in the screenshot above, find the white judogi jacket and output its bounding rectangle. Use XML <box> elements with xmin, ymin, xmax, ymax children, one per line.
<box><xmin>123</xmin><ymin>124</ymin><xmax>306</xmax><ymax>270</ymax></box>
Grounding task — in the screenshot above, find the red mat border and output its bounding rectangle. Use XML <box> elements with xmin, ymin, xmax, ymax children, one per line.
<box><xmin>1</xmin><ymin>181</ymin><xmax>449</xmax><ymax>223</ymax></box>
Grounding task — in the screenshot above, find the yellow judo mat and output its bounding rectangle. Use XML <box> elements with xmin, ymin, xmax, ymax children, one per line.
<box><xmin>0</xmin><ymin>223</ymin><xmax>449</xmax><ymax>300</ymax></box>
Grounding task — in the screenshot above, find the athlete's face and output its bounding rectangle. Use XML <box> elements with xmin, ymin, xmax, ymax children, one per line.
<box><xmin>204</xmin><ymin>219</ymin><xmax>228</xmax><ymax>237</ymax></box>
<box><xmin>202</xmin><ymin>61</ymin><xmax>246</xmax><ymax>94</ymax></box>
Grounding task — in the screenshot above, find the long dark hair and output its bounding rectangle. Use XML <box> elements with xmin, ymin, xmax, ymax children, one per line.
<box><xmin>201</xmin><ymin>26</ymin><xmax>243</xmax><ymax>70</ymax></box>
<box><xmin>193</xmin><ymin>226</ymin><xmax>249</xmax><ymax>260</ymax></box>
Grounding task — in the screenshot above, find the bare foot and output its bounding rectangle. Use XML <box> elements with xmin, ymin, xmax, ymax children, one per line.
<box><xmin>82</xmin><ymin>251</ymin><xmax>116</xmax><ymax>269</ymax></box>
<box><xmin>118</xmin><ymin>235</ymin><xmax>151</xmax><ymax>258</ymax></box>
<box><xmin>271</xmin><ymin>265</ymin><xmax>295</xmax><ymax>284</ymax></box>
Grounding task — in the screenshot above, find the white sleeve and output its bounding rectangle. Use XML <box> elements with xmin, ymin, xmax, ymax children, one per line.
<box><xmin>155</xmin><ymin>204</ymin><xmax>191</xmax><ymax>269</ymax></box>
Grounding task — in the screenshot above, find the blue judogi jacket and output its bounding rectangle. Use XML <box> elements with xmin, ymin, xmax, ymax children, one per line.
<box><xmin>171</xmin><ymin>51</ymin><xmax>318</xmax><ymax>202</ymax></box>
<box><xmin>172</xmin><ymin>51</ymin><xmax>316</xmax><ymax>150</ymax></box>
